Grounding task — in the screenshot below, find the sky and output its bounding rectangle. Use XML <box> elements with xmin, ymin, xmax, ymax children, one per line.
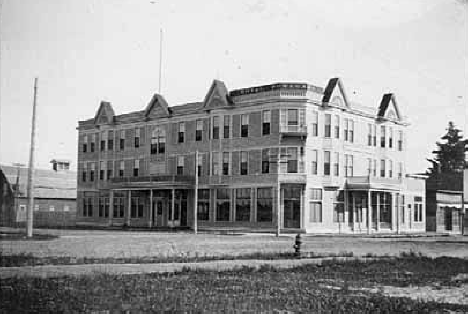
<box><xmin>0</xmin><ymin>0</ymin><xmax>467</xmax><ymax>173</ymax></box>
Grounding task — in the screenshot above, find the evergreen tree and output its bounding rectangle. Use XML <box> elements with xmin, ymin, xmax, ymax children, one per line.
<box><xmin>427</xmin><ymin>122</ymin><xmax>467</xmax><ymax>174</ymax></box>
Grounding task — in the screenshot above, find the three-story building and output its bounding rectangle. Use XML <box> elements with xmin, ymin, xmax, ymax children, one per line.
<box><xmin>76</xmin><ymin>77</ymin><xmax>426</xmax><ymax>233</ymax></box>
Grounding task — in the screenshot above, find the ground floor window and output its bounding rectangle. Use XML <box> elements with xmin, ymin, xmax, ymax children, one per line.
<box><xmin>216</xmin><ymin>188</ymin><xmax>230</xmax><ymax>221</ymax></box>
<box><xmin>197</xmin><ymin>189</ymin><xmax>210</xmax><ymax>221</ymax></box>
<box><xmin>309</xmin><ymin>188</ymin><xmax>322</xmax><ymax>223</ymax></box>
<box><xmin>131</xmin><ymin>196</ymin><xmax>145</xmax><ymax>218</ymax></box>
<box><xmin>235</xmin><ymin>188</ymin><xmax>251</xmax><ymax>221</ymax></box>
<box><xmin>257</xmin><ymin>188</ymin><xmax>273</xmax><ymax>222</ymax></box>
<box><xmin>83</xmin><ymin>194</ymin><xmax>94</xmax><ymax>217</ymax></box>
<box><xmin>380</xmin><ymin>193</ymin><xmax>392</xmax><ymax>228</ymax></box>
<box><xmin>414</xmin><ymin>196</ymin><xmax>423</xmax><ymax>222</ymax></box>
<box><xmin>113</xmin><ymin>192</ymin><xmax>125</xmax><ymax>218</ymax></box>
<box><xmin>399</xmin><ymin>194</ymin><xmax>405</xmax><ymax>224</ymax></box>
<box><xmin>99</xmin><ymin>196</ymin><xmax>109</xmax><ymax>218</ymax></box>
<box><xmin>333</xmin><ymin>190</ymin><xmax>345</xmax><ymax>222</ymax></box>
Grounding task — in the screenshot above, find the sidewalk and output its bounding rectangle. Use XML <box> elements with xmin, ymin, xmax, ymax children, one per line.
<box><xmin>0</xmin><ymin>256</ymin><xmax>362</xmax><ymax>279</ymax></box>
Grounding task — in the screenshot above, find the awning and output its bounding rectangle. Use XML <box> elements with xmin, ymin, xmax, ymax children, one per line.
<box><xmin>437</xmin><ymin>203</ymin><xmax>463</xmax><ymax>209</ymax></box>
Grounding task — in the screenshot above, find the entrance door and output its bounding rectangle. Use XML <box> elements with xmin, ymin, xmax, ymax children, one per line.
<box><xmin>444</xmin><ymin>207</ymin><xmax>452</xmax><ymax>231</ymax></box>
<box><xmin>153</xmin><ymin>198</ymin><xmax>167</xmax><ymax>227</ymax></box>
<box><xmin>284</xmin><ymin>199</ymin><xmax>300</xmax><ymax>228</ymax></box>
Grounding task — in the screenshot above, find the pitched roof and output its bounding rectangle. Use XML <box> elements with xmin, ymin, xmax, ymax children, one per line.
<box><xmin>0</xmin><ymin>165</ymin><xmax>77</xmax><ymax>199</ymax></box>
<box><xmin>202</xmin><ymin>79</ymin><xmax>232</xmax><ymax>109</ymax></box>
<box><xmin>94</xmin><ymin>101</ymin><xmax>115</xmax><ymax>125</ymax></box>
<box><xmin>144</xmin><ymin>93</ymin><xmax>172</xmax><ymax>117</ymax></box>
<box><xmin>377</xmin><ymin>93</ymin><xmax>402</xmax><ymax>121</ymax></box>
<box><xmin>322</xmin><ymin>77</ymin><xmax>349</xmax><ymax>106</ymax></box>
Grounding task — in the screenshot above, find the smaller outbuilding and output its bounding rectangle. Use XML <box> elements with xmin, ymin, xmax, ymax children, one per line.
<box><xmin>426</xmin><ymin>173</ymin><xmax>464</xmax><ymax>234</ymax></box>
<box><xmin>0</xmin><ymin>160</ymin><xmax>77</xmax><ymax>228</ymax></box>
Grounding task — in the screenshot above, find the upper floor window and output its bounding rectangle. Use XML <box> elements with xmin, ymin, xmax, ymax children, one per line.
<box><xmin>212</xmin><ymin>116</ymin><xmax>220</xmax><ymax>139</ymax></box>
<box><xmin>240</xmin><ymin>151</ymin><xmax>248</xmax><ymax>175</ymax></box>
<box><xmin>107</xmin><ymin>131</ymin><xmax>114</xmax><ymax>151</ymax></box>
<box><xmin>311</xmin><ymin>150</ymin><xmax>318</xmax><ymax>175</ymax></box>
<box><xmin>262</xmin><ymin>148</ymin><xmax>270</xmax><ymax>174</ymax></box>
<box><xmin>120</xmin><ymin>130</ymin><xmax>125</xmax><ymax>151</ymax></box>
<box><xmin>324</xmin><ymin>114</ymin><xmax>331</xmax><ymax>138</ymax></box>
<box><xmin>119</xmin><ymin>161</ymin><xmax>124</xmax><ymax>177</ymax></box>
<box><xmin>100</xmin><ymin>132</ymin><xmax>107</xmax><ymax>152</ymax></box>
<box><xmin>380</xmin><ymin>159</ymin><xmax>386</xmax><ymax>177</ymax></box>
<box><xmin>222</xmin><ymin>152</ymin><xmax>229</xmax><ymax>175</ymax></box>
<box><xmin>178</xmin><ymin>122</ymin><xmax>185</xmax><ymax>143</ymax></box>
<box><xmin>389</xmin><ymin>160</ymin><xmax>393</xmax><ymax>178</ymax></box>
<box><xmin>367</xmin><ymin>158</ymin><xmax>372</xmax><ymax>176</ymax></box>
<box><xmin>212</xmin><ymin>152</ymin><xmax>219</xmax><ymax>176</ymax></box>
<box><xmin>241</xmin><ymin>114</ymin><xmax>249</xmax><ymax>137</ymax></box>
<box><xmin>224</xmin><ymin>116</ymin><xmax>230</xmax><ymax>139</ymax></box>
<box><xmin>262</xmin><ymin>111</ymin><xmax>271</xmax><ymax>135</ymax></box>
<box><xmin>368</xmin><ymin>124</ymin><xmax>373</xmax><ymax>146</ymax></box>
<box><xmin>333</xmin><ymin>152</ymin><xmax>339</xmax><ymax>176</ymax></box>
<box><xmin>372</xmin><ymin>125</ymin><xmax>377</xmax><ymax>146</ymax></box>
<box><xmin>99</xmin><ymin>161</ymin><xmax>105</xmax><ymax>181</ymax></box>
<box><xmin>91</xmin><ymin>134</ymin><xmax>96</xmax><ymax>152</ymax></box>
<box><xmin>287</xmin><ymin>109</ymin><xmax>298</xmax><ymax>126</ymax></box>
<box><xmin>398</xmin><ymin>130</ymin><xmax>403</xmax><ymax>151</ymax></box>
<box><xmin>398</xmin><ymin>162</ymin><xmax>403</xmax><ymax>179</ymax></box>
<box><xmin>90</xmin><ymin>162</ymin><xmax>95</xmax><ymax>181</ymax></box>
<box><xmin>83</xmin><ymin>135</ymin><xmax>88</xmax><ymax>153</ymax></box>
<box><xmin>151</xmin><ymin>127</ymin><xmax>166</xmax><ymax>154</ymax></box>
<box><xmin>323</xmin><ymin>151</ymin><xmax>331</xmax><ymax>175</ymax></box>
<box><xmin>381</xmin><ymin>126</ymin><xmax>386</xmax><ymax>148</ymax></box>
<box><xmin>107</xmin><ymin>161</ymin><xmax>113</xmax><ymax>179</ymax></box>
<box><xmin>133</xmin><ymin>159</ymin><xmax>139</xmax><ymax>177</ymax></box>
<box><xmin>334</xmin><ymin>115</ymin><xmax>340</xmax><ymax>139</ymax></box>
<box><xmin>82</xmin><ymin>163</ymin><xmax>87</xmax><ymax>182</ymax></box>
<box><xmin>345</xmin><ymin>154</ymin><xmax>353</xmax><ymax>177</ymax></box>
<box><xmin>197</xmin><ymin>153</ymin><xmax>203</xmax><ymax>177</ymax></box>
<box><xmin>344</xmin><ymin>119</ymin><xmax>354</xmax><ymax>142</ymax></box>
<box><xmin>373</xmin><ymin>159</ymin><xmax>377</xmax><ymax>177</ymax></box>
<box><xmin>177</xmin><ymin>156</ymin><xmax>184</xmax><ymax>175</ymax></box>
<box><xmin>196</xmin><ymin>120</ymin><xmax>203</xmax><ymax>141</ymax></box>
<box><xmin>389</xmin><ymin>127</ymin><xmax>393</xmax><ymax>149</ymax></box>
<box><xmin>135</xmin><ymin>128</ymin><xmax>140</xmax><ymax>148</ymax></box>
<box><xmin>286</xmin><ymin>147</ymin><xmax>298</xmax><ymax>174</ymax></box>
<box><xmin>312</xmin><ymin>111</ymin><xmax>318</xmax><ymax>136</ymax></box>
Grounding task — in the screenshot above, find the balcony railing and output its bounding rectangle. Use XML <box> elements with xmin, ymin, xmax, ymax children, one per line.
<box><xmin>110</xmin><ymin>175</ymin><xmax>195</xmax><ymax>185</ymax></box>
<box><xmin>279</xmin><ymin>124</ymin><xmax>308</xmax><ymax>136</ymax></box>
<box><xmin>346</xmin><ymin>175</ymin><xmax>402</xmax><ymax>189</ymax></box>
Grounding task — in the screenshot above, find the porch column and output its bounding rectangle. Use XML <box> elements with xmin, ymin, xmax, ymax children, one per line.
<box><xmin>301</xmin><ymin>187</ymin><xmax>305</xmax><ymax>230</ymax></box>
<box><xmin>127</xmin><ymin>190</ymin><xmax>131</xmax><ymax>226</ymax></box>
<box><xmin>395</xmin><ymin>193</ymin><xmax>400</xmax><ymax>234</ymax></box>
<box><xmin>109</xmin><ymin>190</ymin><xmax>114</xmax><ymax>226</ymax></box>
<box><xmin>376</xmin><ymin>192</ymin><xmax>381</xmax><ymax>231</ymax></box>
<box><xmin>149</xmin><ymin>189</ymin><xmax>153</xmax><ymax>228</ymax></box>
<box><xmin>344</xmin><ymin>190</ymin><xmax>349</xmax><ymax>230</ymax></box>
<box><xmin>171</xmin><ymin>188</ymin><xmax>175</xmax><ymax>223</ymax></box>
<box><xmin>367</xmin><ymin>190</ymin><xmax>372</xmax><ymax>234</ymax></box>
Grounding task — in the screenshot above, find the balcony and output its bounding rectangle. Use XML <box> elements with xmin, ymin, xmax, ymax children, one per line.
<box><xmin>279</xmin><ymin>124</ymin><xmax>308</xmax><ymax>137</ymax></box>
<box><xmin>110</xmin><ymin>175</ymin><xmax>195</xmax><ymax>188</ymax></box>
<box><xmin>346</xmin><ymin>176</ymin><xmax>402</xmax><ymax>191</ymax></box>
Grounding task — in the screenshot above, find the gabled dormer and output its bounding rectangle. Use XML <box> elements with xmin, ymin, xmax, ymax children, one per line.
<box><xmin>94</xmin><ymin>101</ymin><xmax>115</xmax><ymax>125</ymax></box>
<box><xmin>322</xmin><ymin>77</ymin><xmax>350</xmax><ymax>109</ymax></box>
<box><xmin>377</xmin><ymin>93</ymin><xmax>402</xmax><ymax>122</ymax></box>
<box><xmin>144</xmin><ymin>93</ymin><xmax>172</xmax><ymax>119</ymax></box>
<box><xmin>202</xmin><ymin>79</ymin><xmax>233</xmax><ymax>110</ymax></box>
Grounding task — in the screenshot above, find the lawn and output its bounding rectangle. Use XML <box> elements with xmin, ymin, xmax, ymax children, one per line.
<box><xmin>1</xmin><ymin>228</ymin><xmax>467</xmax><ymax>261</ymax></box>
<box><xmin>1</xmin><ymin>257</ymin><xmax>467</xmax><ymax>312</ymax></box>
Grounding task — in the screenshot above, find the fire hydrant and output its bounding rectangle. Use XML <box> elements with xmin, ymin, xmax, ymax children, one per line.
<box><xmin>293</xmin><ymin>233</ymin><xmax>302</xmax><ymax>258</ymax></box>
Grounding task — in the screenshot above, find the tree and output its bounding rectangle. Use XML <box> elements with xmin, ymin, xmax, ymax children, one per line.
<box><xmin>427</xmin><ymin>122</ymin><xmax>468</xmax><ymax>175</ymax></box>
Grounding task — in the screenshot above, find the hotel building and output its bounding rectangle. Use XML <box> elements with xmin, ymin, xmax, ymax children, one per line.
<box><xmin>76</xmin><ymin>78</ymin><xmax>425</xmax><ymax>233</ymax></box>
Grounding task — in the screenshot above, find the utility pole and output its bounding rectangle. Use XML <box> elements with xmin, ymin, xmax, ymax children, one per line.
<box><xmin>26</xmin><ymin>77</ymin><xmax>38</xmax><ymax>238</ymax></box>
<box><xmin>193</xmin><ymin>150</ymin><xmax>198</xmax><ymax>234</ymax></box>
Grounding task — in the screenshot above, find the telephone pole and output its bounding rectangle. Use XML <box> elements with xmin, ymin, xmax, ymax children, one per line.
<box><xmin>26</xmin><ymin>77</ymin><xmax>38</xmax><ymax>238</ymax></box>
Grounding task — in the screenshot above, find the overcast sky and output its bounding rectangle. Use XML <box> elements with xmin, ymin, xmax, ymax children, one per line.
<box><xmin>0</xmin><ymin>0</ymin><xmax>467</xmax><ymax>173</ymax></box>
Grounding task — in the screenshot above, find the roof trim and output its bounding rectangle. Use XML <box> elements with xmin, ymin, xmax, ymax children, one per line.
<box><xmin>378</xmin><ymin>93</ymin><xmax>402</xmax><ymax>121</ymax></box>
<box><xmin>202</xmin><ymin>79</ymin><xmax>232</xmax><ymax>110</ymax></box>
<box><xmin>144</xmin><ymin>94</ymin><xmax>172</xmax><ymax>117</ymax></box>
<box><xmin>93</xmin><ymin>101</ymin><xmax>115</xmax><ymax>125</ymax></box>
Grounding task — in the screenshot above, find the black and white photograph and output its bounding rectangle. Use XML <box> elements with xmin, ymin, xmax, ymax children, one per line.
<box><xmin>0</xmin><ymin>0</ymin><xmax>467</xmax><ymax>312</ymax></box>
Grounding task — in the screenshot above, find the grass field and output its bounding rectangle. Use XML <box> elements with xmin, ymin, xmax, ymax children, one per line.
<box><xmin>1</xmin><ymin>257</ymin><xmax>467</xmax><ymax>312</ymax></box>
<box><xmin>1</xmin><ymin>228</ymin><xmax>467</xmax><ymax>260</ymax></box>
